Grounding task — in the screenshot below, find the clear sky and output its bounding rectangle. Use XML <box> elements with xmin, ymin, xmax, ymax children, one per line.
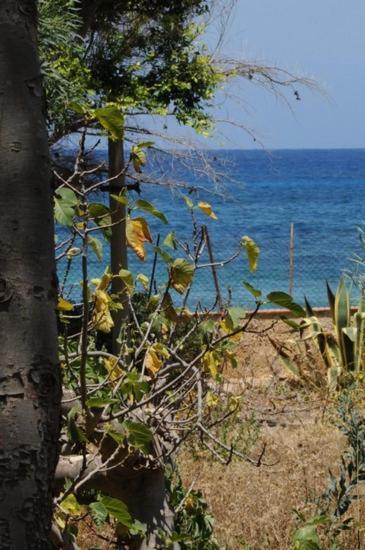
<box><xmin>206</xmin><ymin>0</ymin><xmax>365</xmax><ymax>149</ymax></box>
<box><xmin>77</xmin><ymin>1</ymin><xmax>365</xmax><ymax>152</ymax></box>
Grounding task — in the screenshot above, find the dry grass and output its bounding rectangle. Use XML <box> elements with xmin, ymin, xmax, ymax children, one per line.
<box><xmin>178</xmin><ymin>317</ymin><xmax>365</xmax><ymax>549</ymax></box>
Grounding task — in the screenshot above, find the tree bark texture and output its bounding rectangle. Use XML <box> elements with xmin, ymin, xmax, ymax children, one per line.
<box><xmin>108</xmin><ymin>138</ymin><xmax>129</xmax><ymax>354</ymax></box>
<box><xmin>0</xmin><ymin>1</ymin><xmax>61</xmax><ymax>547</ymax></box>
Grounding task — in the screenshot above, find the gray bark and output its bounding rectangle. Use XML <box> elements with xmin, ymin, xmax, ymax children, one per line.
<box><xmin>0</xmin><ymin>1</ymin><xmax>61</xmax><ymax>547</ymax></box>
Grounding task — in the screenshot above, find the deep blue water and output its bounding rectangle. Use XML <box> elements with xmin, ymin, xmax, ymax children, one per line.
<box><xmin>58</xmin><ymin>149</ymin><xmax>365</xmax><ymax>309</ymax></box>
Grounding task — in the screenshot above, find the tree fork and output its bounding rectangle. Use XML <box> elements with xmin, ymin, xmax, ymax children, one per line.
<box><xmin>0</xmin><ymin>1</ymin><xmax>61</xmax><ymax>547</ymax></box>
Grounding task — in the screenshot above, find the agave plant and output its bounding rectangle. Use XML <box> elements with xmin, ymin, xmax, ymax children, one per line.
<box><xmin>274</xmin><ymin>279</ymin><xmax>365</xmax><ymax>389</ymax></box>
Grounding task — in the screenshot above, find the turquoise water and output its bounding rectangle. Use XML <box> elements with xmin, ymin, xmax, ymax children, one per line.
<box><xmin>58</xmin><ymin>149</ymin><xmax>365</xmax><ymax>308</ymax></box>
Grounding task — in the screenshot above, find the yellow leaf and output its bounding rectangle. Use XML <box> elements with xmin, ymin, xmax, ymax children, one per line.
<box><xmin>184</xmin><ymin>494</ymin><xmax>196</xmax><ymax>512</ymax></box>
<box><xmin>206</xmin><ymin>391</ymin><xmax>219</xmax><ymax>408</ymax></box>
<box><xmin>66</xmin><ymin>247</ymin><xmax>81</xmax><ymax>258</ymax></box>
<box><xmin>145</xmin><ymin>343</ymin><xmax>170</xmax><ymax>377</ymax></box>
<box><xmin>60</xmin><ymin>494</ymin><xmax>83</xmax><ymax>517</ymax></box>
<box><xmin>103</xmin><ymin>357</ymin><xmax>123</xmax><ymax>383</ymax></box>
<box><xmin>136</xmin><ymin>273</ymin><xmax>149</xmax><ymax>291</ymax></box>
<box><xmin>241</xmin><ymin>236</ymin><xmax>260</xmax><ymax>272</ymax></box>
<box><xmin>198</xmin><ymin>202</ymin><xmax>218</xmax><ymax>220</ymax></box>
<box><xmin>55</xmin><ymin>513</ymin><xmax>66</xmax><ymax>530</ymax></box>
<box><xmin>203</xmin><ymin>351</ymin><xmax>220</xmax><ymax>380</ymax></box>
<box><xmin>126</xmin><ymin>217</ymin><xmax>152</xmax><ymax>260</ymax></box>
<box><xmin>145</xmin><ymin>348</ymin><xmax>163</xmax><ymax>378</ymax></box>
<box><xmin>228</xmin><ymin>395</ymin><xmax>241</xmax><ymax>412</ymax></box>
<box><xmin>152</xmin><ymin>343</ymin><xmax>170</xmax><ymax>360</ymax></box>
<box><xmin>57</xmin><ymin>297</ymin><xmax>74</xmax><ymax>312</ymax></box>
<box><xmin>96</xmin><ymin>272</ymin><xmax>112</xmax><ymax>291</ymax></box>
<box><xmin>119</xmin><ymin>269</ymin><xmax>134</xmax><ymax>294</ymax></box>
<box><xmin>92</xmin><ymin>290</ymin><xmax>114</xmax><ymax>333</ymax></box>
<box><xmin>179</xmin><ymin>307</ymin><xmax>194</xmax><ymax>320</ymax></box>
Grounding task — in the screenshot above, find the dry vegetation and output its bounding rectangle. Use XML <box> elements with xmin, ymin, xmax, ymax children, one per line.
<box><xmin>77</xmin><ymin>316</ymin><xmax>365</xmax><ymax>549</ymax></box>
<box><xmin>178</xmin><ymin>316</ymin><xmax>365</xmax><ymax>549</ymax></box>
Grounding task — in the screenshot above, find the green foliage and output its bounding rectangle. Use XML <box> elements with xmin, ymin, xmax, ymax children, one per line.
<box><xmin>267</xmin><ymin>291</ymin><xmax>306</xmax><ymax>317</ymax></box>
<box><xmin>54</xmin><ymin>187</ymin><xmax>79</xmax><ymax>226</ymax></box>
<box><xmin>292</xmin><ymin>397</ymin><xmax>365</xmax><ymax>548</ymax></box>
<box><xmin>39</xmin><ymin>0</ymin><xmax>90</xmax><ymax>137</ymax></box>
<box><xmin>164</xmin><ymin>464</ymin><xmax>219</xmax><ymax>549</ymax></box>
<box><xmin>292</xmin><ymin>515</ymin><xmax>329</xmax><ymax>550</ymax></box>
<box><xmin>40</xmin><ymin>0</ymin><xmax>227</xmax><ymax>143</ymax></box>
<box><xmin>135</xmin><ymin>199</ymin><xmax>168</xmax><ymax>225</ymax></box>
<box><xmin>93</xmin><ymin>105</ymin><xmax>125</xmax><ymax>140</ymax></box>
<box><xmin>54</xmin><ymin>149</ymin><xmax>267</xmax><ymax>547</ymax></box>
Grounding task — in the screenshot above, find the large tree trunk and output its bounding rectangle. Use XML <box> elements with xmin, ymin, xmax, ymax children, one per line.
<box><xmin>0</xmin><ymin>1</ymin><xmax>61</xmax><ymax>547</ymax></box>
<box><xmin>108</xmin><ymin>138</ymin><xmax>129</xmax><ymax>354</ymax></box>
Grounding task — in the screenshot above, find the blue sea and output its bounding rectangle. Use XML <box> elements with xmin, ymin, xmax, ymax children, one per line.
<box><xmin>58</xmin><ymin>148</ymin><xmax>365</xmax><ymax>309</ymax></box>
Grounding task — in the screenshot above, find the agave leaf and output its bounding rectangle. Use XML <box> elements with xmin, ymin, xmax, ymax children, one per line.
<box><xmin>326</xmin><ymin>281</ymin><xmax>336</xmax><ymax>323</ymax></box>
<box><xmin>358</xmin><ymin>291</ymin><xmax>365</xmax><ymax>314</ymax></box>
<box><xmin>304</xmin><ymin>296</ymin><xmax>315</xmax><ymax>317</ymax></box>
<box><xmin>327</xmin><ymin>366</ymin><xmax>341</xmax><ymax>392</ymax></box>
<box><xmin>269</xmin><ymin>336</ymin><xmax>300</xmax><ymax>377</ymax></box>
<box><xmin>335</xmin><ymin>279</ymin><xmax>350</xmax><ymax>369</ymax></box>
<box><xmin>326</xmin><ymin>336</ymin><xmax>340</xmax><ymax>368</ymax></box>
<box><xmin>342</xmin><ymin>329</ymin><xmax>355</xmax><ymax>371</ymax></box>
<box><xmin>354</xmin><ymin>312</ymin><xmax>365</xmax><ymax>371</ymax></box>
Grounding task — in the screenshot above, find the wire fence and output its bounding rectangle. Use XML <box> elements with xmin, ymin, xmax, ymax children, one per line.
<box><xmin>58</xmin><ymin>222</ymin><xmax>363</xmax><ymax>310</ymax></box>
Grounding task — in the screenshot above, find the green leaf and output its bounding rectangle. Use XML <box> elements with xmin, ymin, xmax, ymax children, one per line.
<box><xmin>293</xmin><ymin>524</ymin><xmax>322</xmax><ymax>550</ymax></box>
<box><xmin>243</xmin><ymin>281</ymin><xmax>262</xmax><ymax>299</ymax></box>
<box><xmin>120</xmin><ymin>369</ymin><xmax>149</xmax><ymax>402</ymax></box>
<box><xmin>225</xmin><ymin>307</ymin><xmax>245</xmax><ymax>331</ymax></box>
<box><xmin>123</xmin><ymin>420</ymin><xmax>153</xmax><ymax>454</ymax></box>
<box><xmin>267</xmin><ymin>292</ymin><xmax>306</xmax><ymax>317</ymax></box>
<box><xmin>68</xmin><ymin>416</ymin><xmax>87</xmax><ymax>443</ymax></box>
<box><xmin>136</xmin><ymin>141</ymin><xmax>154</xmax><ymax>149</ymax></box>
<box><xmin>99</xmin><ymin>496</ymin><xmax>132</xmax><ymax>527</ymax></box>
<box><xmin>105</xmin><ymin>424</ymin><xmax>125</xmax><ymax>445</ymax></box>
<box><xmin>94</xmin><ymin>106</ymin><xmax>124</xmax><ymax>140</ymax></box>
<box><xmin>111</xmin><ymin>194</ymin><xmax>128</xmax><ymax>206</ymax></box>
<box><xmin>241</xmin><ymin>236</ymin><xmax>260</xmax><ymax>272</ymax></box>
<box><xmin>89</xmin><ymin>501</ymin><xmax>108</xmax><ymax>526</ymax></box>
<box><xmin>129</xmin><ymin>520</ymin><xmax>147</xmax><ymax>536</ymax></box>
<box><xmin>280</xmin><ymin>316</ymin><xmax>301</xmax><ymax>330</ymax></box>
<box><xmin>54</xmin><ymin>188</ymin><xmax>78</xmax><ymax>226</ymax></box>
<box><xmin>89</xmin><ymin>203</ymin><xmax>110</xmax><ymax>219</ymax></box>
<box><xmin>89</xmin><ymin>203</ymin><xmax>112</xmax><ymax>239</ymax></box>
<box><xmin>154</xmin><ymin>246</ymin><xmax>174</xmax><ymax>265</ymax></box>
<box><xmin>170</xmin><ymin>259</ymin><xmax>194</xmax><ymax>294</ymax></box>
<box><xmin>86</xmin><ymin>397</ymin><xmax>118</xmax><ymax>408</ymax></box>
<box><xmin>135</xmin><ymin>199</ymin><xmax>168</xmax><ymax>224</ymax></box>
<box><xmin>164</xmin><ymin>232</ymin><xmax>177</xmax><ymax>250</ymax></box>
<box><xmin>182</xmin><ymin>195</ymin><xmax>194</xmax><ymax>209</ymax></box>
<box><xmin>88</xmin><ymin>236</ymin><xmax>103</xmax><ymax>261</ymax></box>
